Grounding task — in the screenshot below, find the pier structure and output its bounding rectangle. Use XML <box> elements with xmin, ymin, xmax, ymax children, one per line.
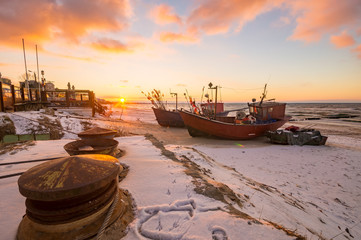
<box><xmin>0</xmin><ymin>81</ymin><xmax>106</xmax><ymax>116</ymax></box>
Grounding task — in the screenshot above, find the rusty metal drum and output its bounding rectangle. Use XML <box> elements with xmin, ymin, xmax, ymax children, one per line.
<box><xmin>77</xmin><ymin>127</ymin><xmax>117</xmax><ymax>140</ymax></box>
<box><xmin>18</xmin><ymin>155</ymin><xmax>120</xmax><ymax>201</ymax></box>
<box><xmin>63</xmin><ymin>139</ymin><xmax>119</xmax><ymax>157</ymax></box>
<box><xmin>16</xmin><ymin>154</ymin><xmax>127</xmax><ymax>240</ymax></box>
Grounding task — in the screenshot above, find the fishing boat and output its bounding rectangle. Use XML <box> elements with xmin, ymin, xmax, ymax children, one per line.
<box><xmin>142</xmin><ymin>89</ymin><xmax>185</xmax><ymax>128</ymax></box>
<box><xmin>152</xmin><ymin>107</ymin><xmax>185</xmax><ymax>127</ymax></box>
<box><xmin>179</xmin><ymin>84</ymin><xmax>291</xmax><ymax>140</ymax></box>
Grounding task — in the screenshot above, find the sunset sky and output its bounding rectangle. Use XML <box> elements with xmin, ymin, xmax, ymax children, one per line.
<box><xmin>0</xmin><ymin>0</ymin><xmax>360</xmax><ymax>102</ymax></box>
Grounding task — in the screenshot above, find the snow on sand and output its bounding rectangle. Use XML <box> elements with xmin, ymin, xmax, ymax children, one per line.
<box><xmin>0</xmin><ymin>109</ymin><xmax>361</xmax><ymax>239</ymax></box>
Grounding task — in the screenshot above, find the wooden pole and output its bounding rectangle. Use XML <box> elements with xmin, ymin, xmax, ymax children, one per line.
<box><xmin>41</xmin><ymin>91</ymin><xmax>47</xmax><ymax>102</ymax></box>
<box><xmin>20</xmin><ymin>87</ymin><xmax>25</xmax><ymax>101</ymax></box>
<box><xmin>22</xmin><ymin>39</ymin><xmax>30</xmax><ymax>100</ymax></box>
<box><xmin>65</xmin><ymin>90</ymin><xmax>70</xmax><ymax>107</ymax></box>
<box><xmin>214</xmin><ymin>86</ymin><xmax>218</xmax><ymax>119</ymax></box>
<box><xmin>0</xmin><ymin>82</ymin><xmax>4</xmax><ymax>112</ymax></box>
<box><xmin>90</xmin><ymin>91</ymin><xmax>95</xmax><ymax>117</ymax></box>
<box><xmin>11</xmin><ymin>85</ymin><xmax>16</xmax><ymax>110</ymax></box>
<box><xmin>35</xmin><ymin>89</ymin><xmax>39</xmax><ymax>101</ymax></box>
<box><xmin>29</xmin><ymin>89</ymin><xmax>33</xmax><ymax>101</ymax></box>
<box><xmin>36</xmin><ymin>45</ymin><xmax>41</xmax><ymax>101</ymax></box>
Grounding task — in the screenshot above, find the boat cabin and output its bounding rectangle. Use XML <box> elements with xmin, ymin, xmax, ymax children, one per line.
<box><xmin>248</xmin><ymin>102</ymin><xmax>286</xmax><ymax>121</ymax></box>
<box><xmin>200</xmin><ymin>102</ymin><xmax>224</xmax><ymax>116</ymax></box>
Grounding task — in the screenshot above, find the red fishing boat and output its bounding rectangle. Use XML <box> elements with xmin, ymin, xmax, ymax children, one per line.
<box><xmin>179</xmin><ymin>84</ymin><xmax>291</xmax><ymax>140</ymax></box>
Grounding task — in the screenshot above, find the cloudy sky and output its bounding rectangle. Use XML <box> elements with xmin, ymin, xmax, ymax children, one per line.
<box><xmin>0</xmin><ymin>0</ymin><xmax>360</xmax><ymax>102</ymax></box>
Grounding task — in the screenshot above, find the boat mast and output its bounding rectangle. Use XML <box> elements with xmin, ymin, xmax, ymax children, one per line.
<box><xmin>259</xmin><ymin>83</ymin><xmax>267</xmax><ymax>105</ymax></box>
<box><xmin>170</xmin><ymin>91</ymin><xmax>178</xmax><ymax>110</ymax></box>
<box><xmin>208</xmin><ymin>82</ymin><xmax>218</xmax><ymax>119</ymax></box>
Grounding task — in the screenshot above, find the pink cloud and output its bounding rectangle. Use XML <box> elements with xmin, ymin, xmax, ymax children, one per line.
<box><xmin>150</xmin><ymin>4</ymin><xmax>182</xmax><ymax>25</ymax></box>
<box><xmin>186</xmin><ymin>0</ymin><xmax>283</xmax><ymax>35</ymax></box>
<box><xmin>287</xmin><ymin>0</ymin><xmax>361</xmax><ymax>42</ymax></box>
<box><xmin>0</xmin><ymin>0</ymin><xmax>132</xmax><ymax>47</ymax></box>
<box><xmin>330</xmin><ymin>31</ymin><xmax>356</xmax><ymax>48</ymax></box>
<box><xmin>157</xmin><ymin>0</ymin><xmax>282</xmax><ymax>43</ymax></box>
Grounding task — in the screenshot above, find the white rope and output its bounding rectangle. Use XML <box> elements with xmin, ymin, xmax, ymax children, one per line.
<box><xmin>96</xmin><ymin>190</ymin><xmax>120</xmax><ymax>240</ymax></box>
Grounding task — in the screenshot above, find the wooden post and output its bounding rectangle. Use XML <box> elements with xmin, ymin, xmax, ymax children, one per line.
<box><xmin>41</xmin><ymin>91</ymin><xmax>47</xmax><ymax>102</ymax></box>
<box><xmin>29</xmin><ymin>89</ymin><xmax>33</xmax><ymax>101</ymax></box>
<box><xmin>90</xmin><ymin>91</ymin><xmax>95</xmax><ymax>117</ymax></box>
<box><xmin>11</xmin><ymin>85</ymin><xmax>16</xmax><ymax>110</ymax></box>
<box><xmin>0</xmin><ymin>82</ymin><xmax>4</xmax><ymax>112</ymax></box>
<box><xmin>20</xmin><ymin>87</ymin><xmax>25</xmax><ymax>102</ymax></box>
<box><xmin>35</xmin><ymin>89</ymin><xmax>39</xmax><ymax>101</ymax></box>
<box><xmin>65</xmin><ymin>90</ymin><xmax>70</xmax><ymax>107</ymax></box>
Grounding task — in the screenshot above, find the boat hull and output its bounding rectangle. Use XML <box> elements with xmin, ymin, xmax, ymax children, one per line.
<box><xmin>152</xmin><ymin>107</ymin><xmax>185</xmax><ymax>128</ymax></box>
<box><xmin>179</xmin><ymin>110</ymin><xmax>290</xmax><ymax>140</ymax></box>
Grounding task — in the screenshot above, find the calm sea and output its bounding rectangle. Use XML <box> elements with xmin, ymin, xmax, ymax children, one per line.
<box><xmin>110</xmin><ymin>102</ymin><xmax>361</xmax><ymax>124</ymax></box>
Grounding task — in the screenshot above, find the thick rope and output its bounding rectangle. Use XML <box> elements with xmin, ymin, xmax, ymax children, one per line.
<box><xmin>96</xmin><ymin>189</ymin><xmax>120</xmax><ymax>240</ymax></box>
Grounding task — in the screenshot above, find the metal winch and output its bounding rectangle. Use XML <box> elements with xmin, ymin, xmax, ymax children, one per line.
<box><xmin>17</xmin><ymin>154</ymin><xmax>130</xmax><ymax>240</ymax></box>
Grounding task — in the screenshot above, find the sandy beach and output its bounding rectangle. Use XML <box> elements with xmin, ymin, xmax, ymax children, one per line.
<box><xmin>1</xmin><ymin>107</ymin><xmax>361</xmax><ymax>239</ymax></box>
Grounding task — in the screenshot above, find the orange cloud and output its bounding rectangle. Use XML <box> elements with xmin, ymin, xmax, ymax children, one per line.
<box><xmin>287</xmin><ymin>0</ymin><xmax>361</xmax><ymax>42</ymax></box>
<box><xmin>150</xmin><ymin>4</ymin><xmax>182</xmax><ymax>25</ymax></box>
<box><xmin>159</xmin><ymin>32</ymin><xmax>199</xmax><ymax>43</ymax></box>
<box><xmin>0</xmin><ymin>0</ymin><xmax>132</xmax><ymax>47</ymax></box>
<box><xmin>91</xmin><ymin>38</ymin><xmax>132</xmax><ymax>53</ymax></box>
<box><xmin>330</xmin><ymin>31</ymin><xmax>356</xmax><ymax>48</ymax></box>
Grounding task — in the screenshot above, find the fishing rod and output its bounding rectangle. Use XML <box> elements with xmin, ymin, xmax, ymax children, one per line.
<box><xmin>200</xmin><ymin>86</ymin><xmax>205</xmax><ymax>104</ymax></box>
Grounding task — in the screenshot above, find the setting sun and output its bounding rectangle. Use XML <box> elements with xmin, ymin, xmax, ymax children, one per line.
<box><xmin>120</xmin><ymin>98</ymin><xmax>125</xmax><ymax>103</ymax></box>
